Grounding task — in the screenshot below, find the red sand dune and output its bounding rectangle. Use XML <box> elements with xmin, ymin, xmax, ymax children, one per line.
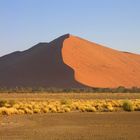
<box><xmin>0</xmin><ymin>34</ymin><xmax>140</xmax><ymax>88</ymax></box>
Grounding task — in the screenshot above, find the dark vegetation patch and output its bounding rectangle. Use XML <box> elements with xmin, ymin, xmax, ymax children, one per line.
<box><xmin>0</xmin><ymin>86</ymin><xmax>140</xmax><ymax>93</ymax></box>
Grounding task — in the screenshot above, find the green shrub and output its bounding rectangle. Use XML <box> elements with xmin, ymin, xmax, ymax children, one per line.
<box><xmin>60</xmin><ymin>99</ymin><xmax>72</xmax><ymax>105</ymax></box>
<box><xmin>0</xmin><ymin>86</ymin><xmax>140</xmax><ymax>93</ymax></box>
<box><xmin>0</xmin><ymin>100</ymin><xmax>8</xmax><ymax>107</ymax></box>
<box><xmin>122</xmin><ymin>100</ymin><xmax>134</xmax><ymax>111</ymax></box>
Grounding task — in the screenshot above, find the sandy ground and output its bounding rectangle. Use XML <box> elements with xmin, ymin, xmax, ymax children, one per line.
<box><xmin>0</xmin><ymin>93</ymin><xmax>140</xmax><ymax>101</ymax></box>
<box><xmin>0</xmin><ymin>112</ymin><xmax>140</xmax><ymax>140</ymax></box>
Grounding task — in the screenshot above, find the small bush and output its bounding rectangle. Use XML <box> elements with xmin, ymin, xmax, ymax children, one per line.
<box><xmin>106</xmin><ymin>106</ymin><xmax>114</xmax><ymax>112</ymax></box>
<box><xmin>33</xmin><ymin>108</ymin><xmax>41</xmax><ymax>113</ymax></box>
<box><xmin>8</xmin><ymin>100</ymin><xmax>16</xmax><ymax>107</ymax></box>
<box><xmin>24</xmin><ymin>108</ymin><xmax>33</xmax><ymax>114</ymax></box>
<box><xmin>42</xmin><ymin>107</ymin><xmax>49</xmax><ymax>113</ymax></box>
<box><xmin>85</xmin><ymin>106</ymin><xmax>96</xmax><ymax>112</ymax></box>
<box><xmin>0</xmin><ymin>100</ymin><xmax>8</xmax><ymax>107</ymax></box>
<box><xmin>49</xmin><ymin>106</ymin><xmax>57</xmax><ymax>113</ymax></box>
<box><xmin>123</xmin><ymin>100</ymin><xmax>134</xmax><ymax>111</ymax></box>
<box><xmin>60</xmin><ymin>99</ymin><xmax>72</xmax><ymax>105</ymax></box>
<box><xmin>63</xmin><ymin>107</ymin><xmax>71</xmax><ymax>112</ymax></box>
<box><xmin>0</xmin><ymin>107</ymin><xmax>18</xmax><ymax>115</ymax></box>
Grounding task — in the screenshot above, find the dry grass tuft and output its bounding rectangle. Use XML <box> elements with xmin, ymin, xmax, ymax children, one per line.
<box><xmin>0</xmin><ymin>98</ymin><xmax>140</xmax><ymax>115</ymax></box>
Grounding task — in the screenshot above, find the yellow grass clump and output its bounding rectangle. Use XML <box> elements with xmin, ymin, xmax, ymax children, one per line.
<box><xmin>0</xmin><ymin>99</ymin><xmax>140</xmax><ymax>115</ymax></box>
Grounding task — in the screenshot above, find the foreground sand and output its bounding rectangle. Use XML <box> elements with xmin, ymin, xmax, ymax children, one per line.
<box><xmin>0</xmin><ymin>112</ymin><xmax>140</xmax><ymax>140</ymax></box>
<box><xmin>0</xmin><ymin>93</ymin><xmax>140</xmax><ymax>140</ymax></box>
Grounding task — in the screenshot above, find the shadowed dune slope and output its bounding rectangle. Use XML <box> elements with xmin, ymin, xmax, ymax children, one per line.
<box><xmin>0</xmin><ymin>34</ymin><xmax>86</xmax><ymax>88</ymax></box>
<box><xmin>0</xmin><ymin>34</ymin><xmax>140</xmax><ymax>88</ymax></box>
<box><xmin>62</xmin><ymin>35</ymin><xmax>140</xmax><ymax>88</ymax></box>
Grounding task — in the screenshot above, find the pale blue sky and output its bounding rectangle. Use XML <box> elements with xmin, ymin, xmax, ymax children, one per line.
<box><xmin>0</xmin><ymin>0</ymin><xmax>140</xmax><ymax>56</ymax></box>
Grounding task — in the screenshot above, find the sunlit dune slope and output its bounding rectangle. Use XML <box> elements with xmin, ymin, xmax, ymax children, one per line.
<box><xmin>62</xmin><ymin>35</ymin><xmax>140</xmax><ymax>88</ymax></box>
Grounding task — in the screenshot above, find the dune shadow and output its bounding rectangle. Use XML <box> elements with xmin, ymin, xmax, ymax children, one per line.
<box><xmin>0</xmin><ymin>34</ymin><xmax>87</xmax><ymax>88</ymax></box>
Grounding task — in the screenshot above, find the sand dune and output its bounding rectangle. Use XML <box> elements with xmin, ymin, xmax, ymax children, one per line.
<box><xmin>62</xmin><ymin>35</ymin><xmax>140</xmax><ymax>88</ymax></box>
<box><xmin>0</xmin><ymin>34</ymin><xmax>140</xmax><ymax>88</ymax></box>
<box><xmin>0</xmin><ymin>34</ymin><xmax>85</xmax><ymax>88</ymax></box>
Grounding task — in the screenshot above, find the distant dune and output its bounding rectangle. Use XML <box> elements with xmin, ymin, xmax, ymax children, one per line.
<box><xmin>0</xmin><ymin>34</ymin><xmax>140</xmax><ymax>88</ymax></box>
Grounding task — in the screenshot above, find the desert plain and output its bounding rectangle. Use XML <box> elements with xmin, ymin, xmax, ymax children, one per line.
<box><xmin>0</xmin><ymin>93</ymin><xmax>140</xmax><ymax>140</ymax></box>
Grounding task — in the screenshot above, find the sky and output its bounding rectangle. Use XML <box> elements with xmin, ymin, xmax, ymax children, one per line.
<box><xmin>0</xmin><ymin>0</ymin><xmax>140</xmax><ymax>56</ymax></box>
